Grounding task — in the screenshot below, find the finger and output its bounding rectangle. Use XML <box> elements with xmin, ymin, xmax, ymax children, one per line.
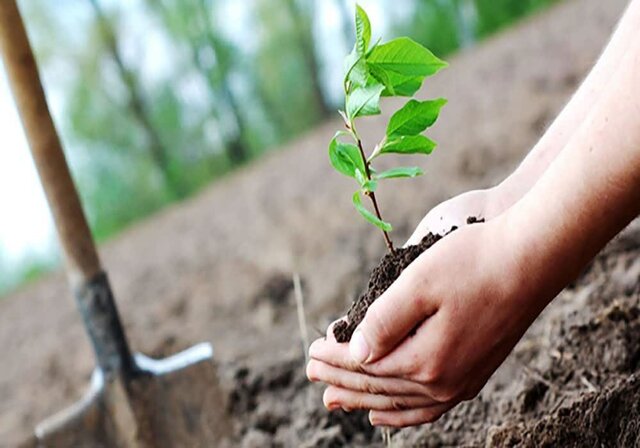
<box><xmin>405</xmin><ymin>189</ymin><xmax>489</xmax><ymax>246</ymax></box>
<box><xmin>369</xmin><ymin>403</ymin><xmax>455</xmax><ymax>428</ymax></box>
<box><xmin>350</xmin><ymin>260</ymin><xmax>438</xmax><ymax>365</ymax></box>
<box><xmin>322</xmin><ymin>386</ymin><xmax>438</xmax><ymax>412</ymax></box>
<box><xmin>309</xmin><ymin>337</ymin><xmax>391</xmax><ymax>376</ymax></box>
<box><xmin>405</xmin><ymin>214</ymin><xmax>432</xmax><ymax>246</ymax></box>
<box><xmin>365</xmin><ymin>310</ymin><xmax>447</xmax><ymax>381</ymax></box>
<box><xmin>405</xmin><ymin>206</ymin><xmax>455</xmax><ymax>246</ymax></box>
<box><xmin>306</xmin><ymin>359</ymin><xmax>430</xmax><ymax>396</ymax></box>
<box><xmin>309</xmin><ymin>337</ymin><xmax>370</xmax><ymax>372</ymax></box>
<box><xmin>310</xmin><ymin>310</ymin><xmax>446</xmax><ymax>381</ymax></box>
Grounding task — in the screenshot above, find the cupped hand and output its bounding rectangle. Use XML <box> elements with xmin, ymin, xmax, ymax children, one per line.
<box><xmin>307</xmin><ymin>215</ymin><xmax>550</xmax><ymax>427</ymax></box>
<box><xmin>405</xmin><ymin>186</ymin><xmax>508</xmax><ymax>245</ymax></box>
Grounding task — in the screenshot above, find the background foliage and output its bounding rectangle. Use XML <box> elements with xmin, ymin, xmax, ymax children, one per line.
<box><xmin>2</xmin><ymin>0</ymin><xmax>560</xmax><ymax>295</ymax></box>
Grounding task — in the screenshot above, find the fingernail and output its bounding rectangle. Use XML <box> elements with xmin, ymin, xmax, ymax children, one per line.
<box><xmin>327</xmin><ymin>402</ymin><xmax>340</xmax><ymax>411</ymax></box>
<box><xmin>349</xmin><ymin>329</ymin><xmax>370</xmax><ymax>364</ymax></box>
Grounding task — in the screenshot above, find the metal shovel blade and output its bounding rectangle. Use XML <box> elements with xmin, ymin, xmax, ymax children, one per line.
<box><xmin>22</xmin><ymin>344</ymin><xmax>230</xmax><ymax>448</ymax></box>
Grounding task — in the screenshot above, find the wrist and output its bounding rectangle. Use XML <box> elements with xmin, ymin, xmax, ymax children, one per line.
<box><xmin>491</xmin><ymin>205</ymin><xmax>559</xmax><ymax>314</ymax></box>
<box><xmin>499</xmin><ymin>187</ymin><xmax>598</xmax><ymax>318</ymax></box>
<box><xmin>492</xmin><ymin>140</ymin><xmax>560</xmax><ymax>217</ymax></box>
<box><xmin>484</xmin><ymin>182</ymin><xmax>520</xmax><ymax>220</ymax></box>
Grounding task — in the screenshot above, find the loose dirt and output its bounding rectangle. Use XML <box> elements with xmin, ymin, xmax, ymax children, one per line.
<box><xmin>224</xmin><ymin>223</ymin><xmax>640</xmax><ymax>447</ymax></box>
<box><xmin>0</xmin><ymin>0</ymin><xmax>635</xmax><ymax>446</ymax></box>
<box><xmin>334</xmin><ymin>217</ymin><xmax>482</xmax><ymax>343</ymax></box>
<box><xmin>333</xmin><ymin>231</ymin><xmax>444</xmax><ymax>343</ymax></box>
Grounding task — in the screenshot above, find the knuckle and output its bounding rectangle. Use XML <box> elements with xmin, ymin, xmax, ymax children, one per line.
<box><xmin>364</xmin><ymin>303</ymin><xmax>394</xmax><ymax>348</ymax></box>
<box><xmin>405</xmin><ymin>269</ymin><xmax>433</xmax><ymax>312</ymax></box>
<box><xmin>390</xmin><ymin>397</ymin><xmax>411</xmax><ymax>411</ymax></box>
<box><xmin>358</xmin><ymin>376</ymin><xmax>381</xmax><ymax>395</ymax></box>
<box><xmin>355</xmin><ymin>395</ymin><xmax>368</xmax><ymax>410</ymax></box>
<box><xmin>432</xmin><ymin>387</ymin><xmax>458</xmax><ymax>403</ymax></box>
<box><xmin>417</xmin><ymin>361</ymin><xmax>444</xmax><ymax>384</ymax></box>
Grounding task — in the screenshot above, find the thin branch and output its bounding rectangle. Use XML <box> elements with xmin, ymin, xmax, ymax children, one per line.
<box><xmin>354</xmin><ymin>136</ymin><xmax>395</xmax><ymax>254</ymax></box>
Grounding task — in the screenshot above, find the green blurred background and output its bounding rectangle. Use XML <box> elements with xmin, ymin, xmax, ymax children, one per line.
<box><xmin>0</xmin><ymin>0</ymin><xmax>560</xmax><ymax>296</ymax></box>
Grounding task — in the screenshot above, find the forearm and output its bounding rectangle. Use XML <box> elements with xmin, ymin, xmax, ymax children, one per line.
<box><xmin>497</xmin><ymin>0</ymin><xmax>640</xmax><ymax>207</ymax></box>
<box><xmin>505</xmin><ymin>32</ymin><xmax>640</xmax><ymax>306</ymax></box>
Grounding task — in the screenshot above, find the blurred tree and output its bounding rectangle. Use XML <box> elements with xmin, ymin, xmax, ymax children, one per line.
<box><xmin>281</xmin><ymin>0</ymin><xmax>331</xmax><ymax>116</ymax></box>
<box><xmin>67</xmin><ymin>0</ymin><xmax>228</xmax><ymax>238</ymax></box>
<box><xmin>149</xmin><ymin>0</ymin><xmax>251</xmax><ymax>166</ymax></box>
<box><xmin>88</xmin><ymin>0</ymin><xmax>186</xmax><ymax>198</ymax></box>
<box><xmin>398</xmin><ymin>0</ymin><xmax>464</xmax><ymax>57</ymax></box>
<box><xmin>252</xmin><ymin>0</ymin><xmax>326</xmax><ymax>140</ymax></box>
<box><xmin>474</xmin><ymin>0</ymin><xmax>559</xmax><ymax>37</ymax></box>
<box><xmin>1</xmin><ymin>0</ymin><xmax>567</xmax><ymax>295</ymax></box>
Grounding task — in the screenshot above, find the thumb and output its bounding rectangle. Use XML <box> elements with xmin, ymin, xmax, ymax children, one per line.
<box><xmin>349</xmin><ymin>264</ymin><xmax>437</xmax><ymax>365</ymax></box>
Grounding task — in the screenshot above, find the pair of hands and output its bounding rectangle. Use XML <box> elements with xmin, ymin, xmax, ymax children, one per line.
<box><xmin>306</xmin><ymin>187</ymin><xmax>546</xmax><ymax>427</ymax></box>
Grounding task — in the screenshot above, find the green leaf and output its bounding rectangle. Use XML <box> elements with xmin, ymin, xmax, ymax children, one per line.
<box><xmin>352</xmin><ymin>191</ymin><xmax>392</xmax><ymax>231</ymax></box>
<box><xmin>363</xmin><ymin>179</ymin><xmax>378</xmax><ymax>192</ymax></box>
<box><xmin>346</xmin><ymin>83</ymin><xmax>384</xmax><ymax>119</ymax></box>
<box><xmin>355</xmin><ymin>167</ymin><xmax>367</xmax><ymax>186</ymax></box>
<box><xmin>355</xmin><ymin>4</ymin><xmax>371</xmax><ymax>56</ymax></box>
<box><xmin>355</xmin><ymin>168</ymin><xmax>378</xmax><ymax>192</ymax></box>
<box><xmin>344</xmin><ymin>51</ymin><xmax>368</xmax><ymax>88</ymax></box>
<box><xmin>381</xmin><ymin>72</ymin><xmax>424</xmax><ymax>97</ymax></box>
<box><xmin>367</xmin><ymin>63</ymin><xmax>394</xmax><ymax>95</ymax></box>
<box><xmin>328</xmin><ymin>132</ymin><xmax>366</xmax><ymax>178</ymax></box>
<box><xmin>379</xmin><ymin>135</ymin><xmax>437</xmax><ymax>156</ymax></box>
<box><xmin>375</xmin><ymin>166</ymin><xmax>424</xmax><ymax>180</ymax></box>
<box><xmin>368</xmin><ymin>37</ymin><xmax>447</xmax><ymax>77</ymax></box>
<box><xmin>386</xmin><ymin>98</ymin><xmax>447</xmax><ymax>138</ymax></box>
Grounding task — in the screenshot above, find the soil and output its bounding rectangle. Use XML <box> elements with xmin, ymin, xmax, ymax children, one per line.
<box><xmin>222</xmin><ymin>224</ymin><xmax>640</xmax><ymax>447</ymax></box>
<box><xmin>0</xmin><ymin>0</ymin><xmax>635</xmax><ymax>447</ymax></box>
<box><xmin>333</xmin><ymin>232</ymin><xmax>444</xmax><ymax>342</ymax></box>
<box><xmin>334</xmin><ymin>217</ymin><xmax>482</xmax><ymax>343</ymax></box>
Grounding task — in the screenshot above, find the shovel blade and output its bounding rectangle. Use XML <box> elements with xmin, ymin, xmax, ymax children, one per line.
<box><xmin>32</xmin><ymin>343</ymin><xmax>231</xmax><ymax>448</ymax></box>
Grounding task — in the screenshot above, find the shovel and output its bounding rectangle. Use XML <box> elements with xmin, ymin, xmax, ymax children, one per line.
<box><xmin>0</xmin><ymin>2</ymin><xmax>230</xmax><ymax>446</ymax></box>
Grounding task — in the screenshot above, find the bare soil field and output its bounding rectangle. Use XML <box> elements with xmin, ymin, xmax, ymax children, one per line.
<box><xmin>1</xmin><ymin>0</ymin><xmax>637</xmax><ymax>446</ymax></box>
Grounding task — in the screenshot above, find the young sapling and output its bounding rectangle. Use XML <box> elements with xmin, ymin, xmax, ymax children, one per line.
<box><xmin>329</xmin><ymin>5</ymin><xmax>451</xmax><ymax>342</ymax></box>
<box><xmin>329</xmin><ymin>5</ymin><xmax>448</xmax><ymax>254</ymax></box>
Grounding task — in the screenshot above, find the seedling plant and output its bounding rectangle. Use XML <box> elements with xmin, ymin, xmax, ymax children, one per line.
<box><xmin>329</xmin><ymin>5</ymin><xmax>447</xmax><ymax>254</ymax></box>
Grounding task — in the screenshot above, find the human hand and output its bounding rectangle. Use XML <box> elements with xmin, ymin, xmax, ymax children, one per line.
<box><xmin>307</xmin><ymin>215</ymin><xmax>551</xmax><ymax>427</ymax></box>
<box><xmin>405</xmin><ymin>186</ymin><xmax>509</xmax><ymax>245</ymax></box>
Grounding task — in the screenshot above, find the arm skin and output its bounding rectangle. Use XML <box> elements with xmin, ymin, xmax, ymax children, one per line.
<box><xmin>408</xmin><ymin>0</ymin><xmax>640</xmax><ymax>241</ymax></box>
<box><xmin>307</xmin><ymin>3</ymin><xmax>640</xmax><ymax>427</ymax></box>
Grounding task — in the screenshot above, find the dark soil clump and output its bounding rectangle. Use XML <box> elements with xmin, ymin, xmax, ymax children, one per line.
<box><xmin>333</xmin><ymin>217</ymin><xmax>483</xmax><ymax>342</ymax></box>
<box><xmin>333</xmin><ymin>232</ymin><xmax>443</xmax><ymax>342</ymax></box>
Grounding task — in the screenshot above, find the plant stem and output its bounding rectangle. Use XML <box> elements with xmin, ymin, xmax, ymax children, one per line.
<box><xmin>354</xmin><ymin>135</ymin><xmax>395</xmax><ymax>254</ymax></box>
<box><xmin>369</xmin><ymin>190</ymin><xmax>395</xmax><ymax>254</ymax></box>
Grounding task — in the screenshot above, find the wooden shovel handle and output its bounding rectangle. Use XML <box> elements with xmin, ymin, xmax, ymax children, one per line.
<box><xmin>0</xmin><ymin>0</ymin><xmax>101</xmax><ymax>284</ymax></box>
